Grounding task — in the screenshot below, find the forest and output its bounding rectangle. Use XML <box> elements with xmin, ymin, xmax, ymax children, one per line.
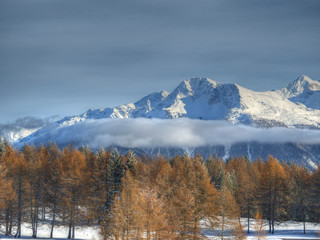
<box><xmin>0</xmin><ymin>138</ymin><xmax>319</xmax><ymax>240</ymax></box>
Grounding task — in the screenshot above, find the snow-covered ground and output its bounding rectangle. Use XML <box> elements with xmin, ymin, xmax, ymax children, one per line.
<box><xmin>204</xmin><ymin>219</ymin><xmax>320</xmax><ymax>240</ymax></box>
<box><xmin>245</xmin><ymin>221</ymin><xmax>320</xmax><ymax>240</ymax></box>
<box><xmin>0</xmin><ymin>223</ymin><xmax>101</xmax><ymax>240</ymax></box>
<box><xmin>0</xmin><ymin>220</ymin><xmax>318</xmax><ymax>240</ymax></box>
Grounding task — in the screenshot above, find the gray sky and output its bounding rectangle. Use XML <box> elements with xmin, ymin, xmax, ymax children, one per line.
<box><xmin>1</xmin><ymin>0</ymin><xmax>320</xmax><ymax>123</ymax></box>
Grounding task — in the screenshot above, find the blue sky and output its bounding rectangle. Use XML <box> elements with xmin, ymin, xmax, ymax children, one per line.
<box><xmin>1</xmin><ymin>0</ymin><xmax>320</xmax><ymax>123</ymax></box>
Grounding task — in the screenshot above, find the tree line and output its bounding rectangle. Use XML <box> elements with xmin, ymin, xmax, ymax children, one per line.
<box><xmin>0</xmin><ymin>139</ymin><xmax>319</xmax><ymax>239</ymax></box>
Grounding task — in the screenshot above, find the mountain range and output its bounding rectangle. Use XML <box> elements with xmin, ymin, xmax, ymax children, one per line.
<box><xmin>4</xmin><ymin>75</ymin><xmax>320</xmax><ymax>169</ymax></box>
<box><xmin>53</xmin><ymin>74</ymin><xmax>320</xmax><ymax>128</ymax></box>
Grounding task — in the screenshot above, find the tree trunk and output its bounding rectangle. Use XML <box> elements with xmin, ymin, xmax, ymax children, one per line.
<box><xmin>50</xmin><ymin>194</ymin><xmax>57</xmax><ymax>239</ymax></box>
<box><xmin>9</xmin><ymin>207</ymin><xmax>13</xmax><ymax>236</ymax></box>
<box><xmin>68</xmin><ymin>220</ymin><xmax>72</xmax><ymax>239</ymax></box>
<box><xmin>247</xmin><ymin>202</ymin><xmax>250</xmax><ymax>234</ymax></box>
<box><xmin>42</xmin><ymin>206</ymin><xmax>45</xmax><ymax>220</ymax></box>
<box><xmin>221</xmin><ymin>215</ymin><xmax>225</xmax><ymax>240</ymax></box>
<box><xmin>72</xmin><ymin>224</ymin><xmax>75</xmax><ymax>240</ymax></box>
<box><xmin>5</xmin><ymin>207</ymin><xmax>10</xmax><ymax>236</ymax></box>
<box><xmin>16</xmin><ymin>178</ymin><xmax>22</xmax><ymax>238</ymax></box>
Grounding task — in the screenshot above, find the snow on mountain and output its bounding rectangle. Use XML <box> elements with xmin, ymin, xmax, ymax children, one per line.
<box><xmin>48</xmin><ymin>75</ymin><xmax>320</xmax><ymax>129</ymax></box>
<box><xmin>14</xmin><ymin>75</ymin><xmax>320</xmax><ymax>168</ymax></box>
<box><xmin>18</xmin><ymin>75</ymin><xmax>320</xmax><ymax>140</ymax></box>
<box><xmin>280</xmin><ymin>75</ymin><xmax>320</xmax><ymax>98</ymax></box>
<box><xmin>279</xmin><ymin>75</ymin><xmax>320</xmax><ymax>110</ymax></box>
<box><xmin>0</xmin><ymin>127</ymin><xmax>40</xmax><ymax>143</ymax></box>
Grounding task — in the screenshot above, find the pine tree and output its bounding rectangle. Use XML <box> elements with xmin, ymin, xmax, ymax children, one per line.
<box><xmin>105</xmin><ymin>148</ymin><xmax>125</xmax><ymax>213</ymax></box>
<box><xmin>125</xmin><ymin>150</ymin><xmax>136</xmax><ymax>172</ymax></box>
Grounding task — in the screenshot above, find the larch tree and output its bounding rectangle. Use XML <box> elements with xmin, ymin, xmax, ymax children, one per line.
<box><xmin>215</xmin><ymin>185</ymin><xmax>241</xmax><ymax>240</ymax></box>
<box><xmin>101</xmin><ymin>171</ymin><xmax>142</xmax><ymax>240</ymax></box>
<box><xmin>309</xmin><ymin>165</ymin><xmax>320</xmax><ymax>223</ymax></box>
<box><xmin>43</xmin><ymin>143</ymin><xmax>63</xmax><ymax>238</ymax></box>
<box><xmin>258</xmin><ymin>155</ymin><xmax>288</xmax><ymax>234</ymax></box>
<box><xmin>0</xmin><ymin>144</ymin><xmax>17</xmax><ymax>236</ymax></box>
<box><xmin>61</xmin><ymin>147</ymin><xmax>88</xmax><ymax>240</ymax></box>
<box><xmin>24</xmin><ymin>145</ymin><xmax>45</xmax><ymax>238</ymax></box>
<box><xmin>0</xmin><ymin>153</ymin><xmax>15</xmax><ymax>236</ymax></box>
<box><xmin>254</xmin><ymin>211</ymin><xmax>266</xmax><ymax>240</ymax></box>
<box><xmin>287</xmin><ymin>164</ymin><xmax>311</xmax><ymax>234</ymax></box>
<box><xmin>11</xmin><ymin>146</ymin><xmax>28</xmax><ymax>238</ymax></box>
<box><xmin>140</xmin><ymin>185</ymin><xmax>173</xmax><ymax>240</ymax></box>
<box><xmin>171</xmin><ymin>154</ymin><xmax>218</xmax><ymax>239</ymax></box>
<box><xmin>232</xmin><ymin>157</ymin><xmax>258</xmax><ymax>234</ymax></box>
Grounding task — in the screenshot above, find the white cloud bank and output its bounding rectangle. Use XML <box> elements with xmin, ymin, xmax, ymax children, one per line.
<box><xmin>22</xmin><ymin>118</ymin><xmax>320</xmax><ymax>148</ymax></box>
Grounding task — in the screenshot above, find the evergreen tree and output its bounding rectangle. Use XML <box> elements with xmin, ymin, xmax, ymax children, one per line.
<box><xmin>105</xmin><ymin>148</ymin><xmax>125</xmax><ymax>212</ymax></box>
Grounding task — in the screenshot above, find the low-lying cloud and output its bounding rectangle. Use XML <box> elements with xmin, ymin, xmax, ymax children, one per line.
<box><xmin>22</xmin><ymin>118</ymin><xmax>320</xmax><ymax>148</ymax></box>
<box><xmin>0</xmin><ymin>116</ymin><xmax>60</xmax><ymax>142</ymax></box>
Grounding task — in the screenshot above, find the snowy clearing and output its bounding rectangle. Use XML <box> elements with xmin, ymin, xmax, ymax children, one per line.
<box><xmin>1</xmin><ymin>220</ymin><xmax>319</xmax><ymax>240</ymax></box>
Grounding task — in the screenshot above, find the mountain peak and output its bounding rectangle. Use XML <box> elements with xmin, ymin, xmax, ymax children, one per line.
<box><xmin>187</xmin><ymin>77</ymin><xmax>218</xmax><ymax>86</ymax></box>
<box><xmin>284</xmin><ymin>75</ymin><xmax>320</xmax><ymax>97</ymax></box>
<box><xmin>174</xmin><ymin>77</ymin><xmax>218</xmax><ymax>96</ymax></box>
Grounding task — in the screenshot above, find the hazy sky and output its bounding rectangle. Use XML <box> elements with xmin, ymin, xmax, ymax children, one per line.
<box><xmin>1</xmin><ymin>0</ymin><xmax>320</xmax><ymax>123</ymax></box>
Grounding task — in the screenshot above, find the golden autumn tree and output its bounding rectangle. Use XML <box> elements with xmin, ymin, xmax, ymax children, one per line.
<box><xmin>229</xmin><ymin>157</ymin><xmax>258</xmax><ymax>234</ymax></box>
<box><xmin>0</xmin><ymin>144</ymin><xmax>17</xmax><ymax>236</ymax></box>
<box><xmin>214</xmin><ymin>185</ymin><xmax>241</xmax><ymax>240</ymax></box>
<box><xmin>61</xmin><ymin>146</ymin><xmax>88</xmax><ymax>240</ymax></box>
<box><xmin>11</xmin><ymin>146</ymin><xmax>28</xmax><ymax>238</ymax></box>
<box><xmin>254</xmin><ymin>211</ymin><xmax>266</xmax><ymax>240</ymax></box>
<box><xmin>258</xmin><ymin>155</ymin><xmax>288</xmax><ymax>234</ymax></box>
<box><xmin>140</xmin><ymin>185</ymin><xmax>173</xmax><ymax>239</ymax></box>
<box><xmin>43</xmin><ymin>143</ymin><xmax>63</xmax><ymax>238</ymax></box>
<box><xmin>171</xmin><ymin>154</ymin><xmax>218</xmax><ymax>239</ymax></box>
<box><xmin>0</xmin><ymin>150</ymin><xmax>15</xmax><ymax>236</ymax></box>
<box><xmin>101</xmin><ymin>171</ymin><xmax>142</xmax><ymax>240</ymax></box>
<box><xmin>23</xmin><ymin>145</ymin><xmax>45</xmax><ymax>238</ymax></box>
<box><xmin>309</xmin><ymin>164</ymin><xmax>320</xmax><ymax>223</ymax></box>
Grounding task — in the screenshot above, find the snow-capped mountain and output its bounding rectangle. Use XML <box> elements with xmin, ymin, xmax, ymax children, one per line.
<box><xmin>54</xmin><ymin>75</ymin><xmax>320</xmax><ymax>128</ymax></box>
<box><xmin>14</xmin><ymin>75</ymin><xmax>320</xmax><ymax>168</ymax></box>
<box><xmin>0</xmin><ymin>127</ymin><xmax>40</xmax><ymax>143</ymax></box>
<box><xmin>280</xmin><ymin>75</ymin><xmax>320</xmax><ymax>110</ymax></box>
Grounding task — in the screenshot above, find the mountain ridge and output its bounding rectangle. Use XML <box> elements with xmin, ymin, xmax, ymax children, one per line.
<box><xmin>6</xmin><ymin>75</ymin><xmax>320</xmax><ymax>169</ymax></box>
<box><xmin>48</xmin><ymin>75</ymin><xmax>320</xmax><ymax>129</ymax></box>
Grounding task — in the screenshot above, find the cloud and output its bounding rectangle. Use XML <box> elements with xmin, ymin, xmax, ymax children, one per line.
<box><xmin>0</xmin><ymin>116</ymin><xmax>59</xmax><ymax>142</ymax></box>
<box><xmin>21</xmin><ymin>118</ymin><xmax>320</xmax><ymax>148</ymax></box>
<box><xmin>0</xmin><ymin>116</ymin><xmax>58</xmax><ymax>131</ymax></box>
